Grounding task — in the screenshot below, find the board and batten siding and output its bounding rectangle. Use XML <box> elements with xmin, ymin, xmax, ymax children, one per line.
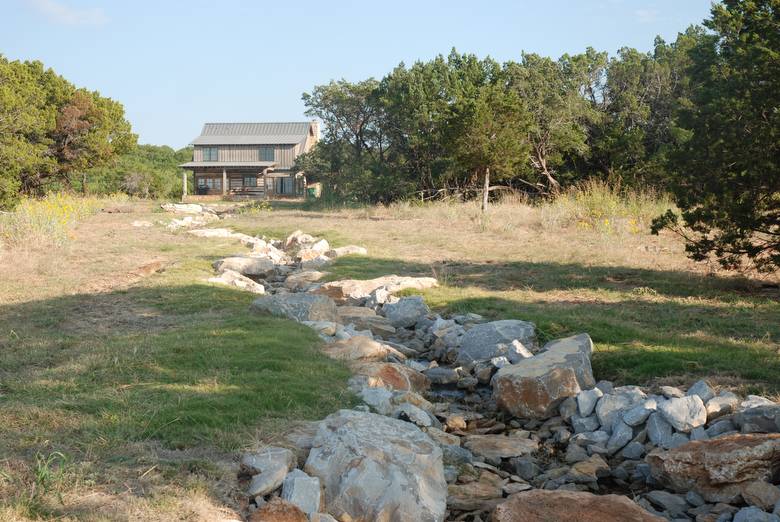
<box><xmin>193</xmin><ymin>144</ymin><xmax>297</xmax><ymax>168</ymax></box>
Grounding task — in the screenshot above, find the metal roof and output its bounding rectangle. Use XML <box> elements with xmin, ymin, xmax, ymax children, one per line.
<box><xmin>178</xmin><ymin>161</ymin><xmax>277</xmax><ymax>168</ymax></box>
<box><xmin>190</xmin><ymin>122</ymin><xmax>314</xmax><ymax>145</ymax></box>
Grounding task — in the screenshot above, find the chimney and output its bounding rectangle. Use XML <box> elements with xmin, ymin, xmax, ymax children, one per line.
<box><xmin>310</xmin><ymin>120</ymin><xmax>320</xmax><ymax>141</ymax></box>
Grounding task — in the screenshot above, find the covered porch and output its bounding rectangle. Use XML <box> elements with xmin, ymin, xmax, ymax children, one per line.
<box><xmin>179</xmin><ymin>161</ymin><xmax>305</xmax><ymax>200</ymax></box>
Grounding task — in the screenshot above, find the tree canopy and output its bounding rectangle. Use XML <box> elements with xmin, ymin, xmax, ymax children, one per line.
<box><xmin>0</xmin><ymin>55</ymin><xmax>136</xmax><ymax>209</ymax></box>
<box><xmin>653</xmin><ymin>0</ymin><xmax>780</xmax><ymax>271</ymax></box>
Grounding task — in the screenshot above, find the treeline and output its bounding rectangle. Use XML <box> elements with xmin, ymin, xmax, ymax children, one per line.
<box><xmin>0</xmin><ymin>55</ymin><xmax>136</xmax><ymax>209</ymax></box>
<box><xmin>84</xmin><ymin>144</ymin><xmax>192</xmax><ymax>200</ymax></box>
<box><xmin>0</xmin><ymin>56</ymin><xmax>191</xmax><ymax>208</ymax></box>
<box><xmin>300</xmin><ymin>0</ymin><xmax>779</xmax><ymax>271</ymax></box>
<box><xmin>298</xmin><ymin>33</ymin><xmax>698</xmax><ymax>202</ymax></box>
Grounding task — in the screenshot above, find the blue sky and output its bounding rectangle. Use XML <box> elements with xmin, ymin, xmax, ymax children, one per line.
<box><xmin>3</xmin><ymin>0</ymin><xmax>714</xmax><ymax>148</ymax></box>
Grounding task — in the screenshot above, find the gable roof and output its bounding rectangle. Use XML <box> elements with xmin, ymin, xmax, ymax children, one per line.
<box><xmin>191</xmin><ymin>122</ymin><xmax>314</xmax><ymax>146</ymax></box>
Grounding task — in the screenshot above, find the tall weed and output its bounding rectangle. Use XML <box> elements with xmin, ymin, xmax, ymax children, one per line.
<box><xmin>0</xmin><ymin>193</ymin><xmax>128</xmax><ymax>248</ymax></box>
<box><xmin>539</xmin><ymin>179</ymin><xmax>673</xmax><ymax>234</ymax></box>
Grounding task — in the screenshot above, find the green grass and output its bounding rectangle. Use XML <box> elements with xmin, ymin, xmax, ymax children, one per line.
<box><xmin>0</xmin><ymin>230</ymin><xmax>354</xmax><ymax>519</ymax></box>
<box><xmin>324</xmin><ymin>255</ymin><xmax>780</xmax><ymax>393</ymax></box>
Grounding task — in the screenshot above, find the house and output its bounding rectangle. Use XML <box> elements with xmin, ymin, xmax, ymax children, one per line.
<box><xmin>179</xmin><ymin>121</ymin><xmax>318</xmax><ymax>199</ymax></box>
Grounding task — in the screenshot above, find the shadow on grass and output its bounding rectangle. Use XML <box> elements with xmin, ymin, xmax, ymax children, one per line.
<box><xmin>431</xmin><ymin>294</ymin><xmax>780</xmax><ymax>392</ymax></box>
<box><xmin>324</xmin><ymin>255</ymin><xmax>780</xmax><ymax>391</ymax></box>
<box><xmin>325</xmin><ymin>255</ymin><xmax>772</xmax><ymax>300</ymax></box>
<box><xmin>0</xmin><ymin>283</ymin><xmax>355</xmax><ymax>452</ymax></box>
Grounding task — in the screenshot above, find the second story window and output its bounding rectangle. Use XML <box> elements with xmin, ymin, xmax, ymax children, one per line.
<box><xmin>202</xmin><ymin>147</ymin><xmax>218</xmax><ymax>161</ymax></box>
<box><xmin>259</xmin><ymin>146</ymin><xmax>274</xmax><ymax>162</ymax></box>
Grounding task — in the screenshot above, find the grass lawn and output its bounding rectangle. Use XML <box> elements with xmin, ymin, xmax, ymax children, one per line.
<box><xmin>0</xmin><ymin>203</ymin><xmax>352</xmax><ymax>520</ymax></box>
<box><xmin>231</xmin><ymin>198</ymin><xmax>780</xmax><ymax>394</ymax></box>
<box><xmin>1</xmin><ymin>196</ymin><xmax>778</xmax><ymax>520</ymax></box>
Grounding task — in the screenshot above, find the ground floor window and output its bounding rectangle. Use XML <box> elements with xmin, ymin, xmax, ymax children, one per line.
<box><xmin>243</xmin><ymin>175</ymin><xmax>257</xmax><ymax>187</ymax></box>
<box><xmin>196</xmin><ymin>177</ymin><xmax>222</xmax><ymax>191</ymax></box>
<box><xmin>273</xmin><ymin>176</ymin><xmax>293</xmax><ymax>194</ymax></box>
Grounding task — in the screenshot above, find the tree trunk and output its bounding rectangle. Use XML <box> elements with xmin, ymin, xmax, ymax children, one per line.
<box><xmin>81</xmin><ymin>173</ymin><xmax>88</xmax><ymax>195</ymax></box>
<box><xmin>481</xmin><ymin>167</ymin><xmax>490</xmax><ymax>214</ymax></box>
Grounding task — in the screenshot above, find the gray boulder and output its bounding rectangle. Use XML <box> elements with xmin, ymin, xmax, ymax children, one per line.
<box><xmin>492</xmin><ymin>334</ymin><xmax>595</xmax><ymax>419</ymax></box>
<box><xmin>622</xmin><ymin>399</ymin><xmax>658</xmax><ymax>427</ymax></box>
<box><xmin>251</xmin><ymin>293</ymin><xmax>339</xmax><ymax>323</ymax></box>
<box><xmin>577</xmin><ymin>387</ymin><xmax>604</xmax><ymax>417</ymax></box>
<box><xmin>281</xmin><ymin>469</ymin><xmax>322</xmax><ymax>515</ymax></box>
<box><xmin>243</xmin><ymin>447</ymin><xmax>296</xmax><ymax>497</ymax></box>
<box><xmin>595</xmin><ymin>386</ymin><xmax>647</xmax><ymax>432</ymax></box>
<box><xmin>647</xmin><ymin>412</ymin><xmax>674</xmax><ymax>448</ymax></box>
<box><xmin>687</xmin><ymin>379</ymin><xmax>716</xmax><ymax>403</ymax></box>
<box><xmin>658</xmin><ymin>395</ymin><xmax>707</xmax><ymax>433</ymax></box>
<box><xmin>706</xmin><ymin>391</ymin><xmax>740</xmax><ymax>421</ymax></box>
<box><xmin>735</xmin><ymin>404</ymin><xmax>780</xmax><ymax>433</ymax></box>
<box><xmin>456</xmin><ymin>320</ymin><xmax>536</xmax><ymax>364</ymax></box>
<box><xmin>382</xmin><ymin>296</ymin><xmax>430</xmax><ymax>328</ymax></box>
<box><xmin>734</xmin><ymin>506</ymin><xmax>780</xmax><ymax>522</ymax></box>
<box><xmin>304</xmin><ymin>409</ymin><xmax>446</xmax><ymax>522</ymax></box>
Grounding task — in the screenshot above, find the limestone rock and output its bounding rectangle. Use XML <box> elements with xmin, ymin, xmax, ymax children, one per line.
<box><xmin>322</xmin><ymin>336</ymin><xmax>404</xmax><ymax>362</ymax></box>
<box><xmin>382</xmin><ymin>296</ymin><xmax>430</xmax><ymax>328</ymax></box>
<box><xmin>447</xmin><ymin>470</ymin><xmax>505</xmax><ymax>511</ymax></box>
<box><xmin>304</xmin><ymin>410</ymin><xmax>446</xmax><ymax>522</ymax></box>
<box><xmin>463</xmin><ymin>434</ymin><xmax>539</xmax><ymax>462</ymax></box>
<box><xmin>326</xmin><ymin>245</ymin><xmax>368</xmax><ymax>258</ymax></box>
<box><xmin>250</xmin><ymin>293</ymin><xmax>339</xmax><ymax>323</ymax></box>
<box><xmin>214</xmin><ymin>256</ymin><xmax>275</xmax><ymax>276</ymax></box>
<box><xmin>207</xmin><ymin>269</ymin><xmax>266</xmax><ymax>294</ymax></box>
<box><xmin>741</xmin><ymin>480</ymin><xmax>780</xmax><ymax>511</ymax></box>
<box><xmin>687</xmin><ymin>379</ymin><xmax>716</xmax><ymax>403</ymax></box>
<box><xmin>313</xmin><ymin>275</ymin><xmax>437</xmax><ymax>304</ymax></box>
<box><xmin>351</xmin><ymin>362</ymin><xmax>430</xmax><ymax>392</ymax></box>
<box><xmin>646</xmin><ymin>434</ymin><xmax>780</xmax><ymax>503</ymax></box>
<box><xmin>492</xmin><ymin>489</ymin><xmax>665</xmax><ymax>521</ymax></box>
<box><xmin>733</xmin><ymin>506</ymin><xmax>780</xmax><ymax>522</ymax></box>
<box><xmin>735</xmin><ymin>404</ymin><xmax>780</xmax><ymax>434</ymax></box>
<box><xmin>595</xmin><ymin>386</ymin><xmax>647</xmax><ymax>431</ymax></box>
<box><xmin>577</xmin><ymin>387</ymin><xmax>604</xmax><ymax>417</ymax></box>
<box><xmin>658</xmin><ymin>395</ymin><xmax>707</xmax><ymax>433</ymax></box>
<box><xmin>337</xmin><ymin>306</ymin><xmax>397</xmax><ymax>337</ymax></box>
<box><xmin>161</xmin><ymin>202</ymin><xmax>205</xmax><ymax>214</ymax></box>
<box><xmin>284</xmin><ymin>270</ymin><xmax>328</xmax><ymax>291</ymax></box>
<box><xmin>243</xmin><ymin>447</ymin><xmax>295</xmax><ymax>497</ymax></box>
<box><xmin>456</xmin><ymin>320</ymin><xmax>537</xmax><ymax>364</ymax></box>
<box><xmin>492</xmin><ymin>334</ymin><xmax>595</xmax><ymax>419</ymax></box>
<box><xmin>189</xmin><ymin>227</ymin><xmax>233</xmax><ymax>238</ymax></box>
<box><xmin>281</xmin><ymin>469</ymin><xmax>321</xmax><ymax>515</ymax></box>
<box><xmin>704</xmin><ymin>392</ymin><xmax>739</xmax><ymax>421</ymax></box>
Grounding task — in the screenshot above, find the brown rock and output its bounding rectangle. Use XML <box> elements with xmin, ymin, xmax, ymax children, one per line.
<box><xmin>249</xmin><ymin>497</ymin><xmax>308</xmax><ymax>522</ymax></box>
<box><xmin>463</xmin><ymin>435</ymin><xmax>538</xmax><ymax>461</ymax></box>
<box><xmin>337</xmin><ymin>306</ymin><xmax>396</xmax><ymax>337</ymax></box>
<box><xmin>351</xmin><ymin>362</ymin><xmax>430</xmax><ymax>392</ymax></box>
<box><xmin>321</xmin><ymin>336</ymin><xmax>405</xmax><ymax>362</ymax></box>
<box><xmin>448</xmin><ymin>470</ymin><xmax>505</xmax><ymax>511</ymax></box>
<box><xmin>492</xmin><ymin>490</ymin><xmax>664</xmax><ymax>522</ymax></box>
<box><xmin>740</xmin><ymin>479</ymin><xmax>780</xmax><ymax>510</ymax></box>
<box><xmin>492</xmin><ymin>334</ymin><xmax>595</xmax><ymax>419</ymax></box>
<box><xmin>646</xmin><ymin>434</ymin><xmax>780</xmax><ymax>503</ymax></box>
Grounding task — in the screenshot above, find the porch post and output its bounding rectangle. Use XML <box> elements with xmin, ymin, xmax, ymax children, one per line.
<box><xmin>182</xmin><ymin>171</ymin><xmax>187</xmax><ymax>200</ymax></box>
<box><xmin>222</xmin><ymin>169</ymin><xmax>227</xmax><ymax>196</ymax></box>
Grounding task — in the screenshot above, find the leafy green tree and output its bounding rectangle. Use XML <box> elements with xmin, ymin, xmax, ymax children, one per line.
<box><xmin>0</xmin><ymin>55</ymin><xmax>135</xmax><ymax>208</ymax></box>
<box><xmin>654</xmin><ymin>0</ymin><xmax>780</xmax><ymax>271</ymax></box>
<box><xmin>452</xmin><ymin>84</ymin><xmax>530</xmax><ymax>212</ymax></box>
<box><xmin>84</xmin><ymin>144</ymin><xmax>192</xmax><ymax>199</ymax></box>
<box><xmin>505</xmin><ymin>53</ymin><xmax>595</xmax><ymax>193</ymax></box>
